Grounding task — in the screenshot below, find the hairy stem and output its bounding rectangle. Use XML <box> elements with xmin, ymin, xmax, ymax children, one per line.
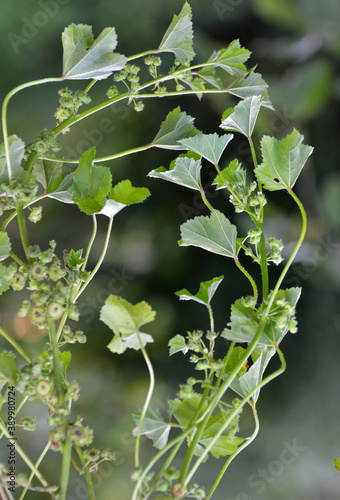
<box><xmin>18</xmin><ymin>441</ymin><xmax>51</xmax><ymax>500</ymax></box>
<box><xmin>75</xmin><ymin>444</ymin><xmax>96</xmax><ymax>500</ymax></box>
<box><xmin>234</xmin><ymin>255</ymin><xmax>258</xmax><ymax>303</ymax></box>
<box><xmin>47</xmin><ymin>318</ymin><xmax>63</xmax><ymax>403</ymax></box>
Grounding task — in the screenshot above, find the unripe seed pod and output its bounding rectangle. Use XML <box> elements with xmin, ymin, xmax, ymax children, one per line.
<box><xmin>172</xmin><ymin>483</ymin><xmax>185</xmax><ymax>497</ymax></box>
<box><xmin>31</xmin><ymin>264</ymin><xmax>47</xmax><ymax>280</ymax></box>
<box><xmin>48</xmin><ymin>302</ymin><xmax>64</xmax><ymax>319</ymax></box>
<box><xmin>12</xmin><ymin>273</ymin><xmax>26</xmax><ymax>291</ymax></box>
<box><xmin>36</xmin><ymin>380</ymin><xmax>52</xmax><ymax>396</ymax></box>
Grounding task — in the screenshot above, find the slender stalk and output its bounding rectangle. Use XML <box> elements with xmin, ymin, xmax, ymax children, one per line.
<box><xmin>234</xmin><ymin>255</ymin><xmax>258</xmax><ymax>303</ymax></box>
<box><xmin>199</xmin><ymin>185</ymin><xmax>213</xmax><ymax>211</ymax></box>
<box><xmin>18</xmin><ymin>441</ymin><xmax>51</xmax><ymax>500</ymax></box>
<box><xmin>82</xmin><ymin>214</ymin><xmax>98</xmax><ymax>271</ymax></box>
<box><xmin>71</xmin><ymin>216</ymin><xmax>114</xmax><ymax>302</ymax></box>
<box><xmin>74</xmin><ymin>445</ymin><xmax>96</xmax><ymax>500</ymax></box>
<box><xmin>14</xmin><ymin>201</ymin><xmax>31</xmax><ymax>262</ymax></box>
<box><xmin>205</xmin><ymin>403</ymin><xmax>260</xmax><ymax>500</ymax></box>
<box><xmin>47</xmin><ymin>318</ymin><xmax>63</xmax><ymax>402</ymax></box>
<box><xmin>0</xmin><ymin>326</ymin><xmax>31</xmax><ymax>363</ymax></box>
<box><xmin>1</xmin><ymin>77</ymin><xmax>62</xmax><ymax>178</ymax></box>
<box><xmin>59</xmin><ymin>436</ymin><xmax>72</xmax><ymax>500</ymax></box>
<box><xmin>0</xmin><ymin>419</ymin><xmax>49</xmax><ymax>487</ymax></box>
<box><xmin>134</xmin><ymin>330</ymin><xmax>155</xmax><ymax>470</ymax></box>
<box><xmin>248</xmin><ymin>136</ymin><xmax>269</xmax><ymax>299</ymax></box>
<box><xmin>184</xmin><ymin>344</ymin><xmax>286</xmax><ymax>486</ymax></box>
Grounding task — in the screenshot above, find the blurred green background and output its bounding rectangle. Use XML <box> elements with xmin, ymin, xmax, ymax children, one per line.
<box><xmin>1</xmin><ymin>0</ymin><xmax>340</xmax><ymax>499</ymax></box>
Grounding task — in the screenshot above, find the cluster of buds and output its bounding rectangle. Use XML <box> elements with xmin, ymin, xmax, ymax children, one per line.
<box><xmin>144</xmin><ymin>55</ymin><xmax>161</xmax><ymax>79</ymax></box>
<box><xmin>83</xmin><ymin>447</ymin><xmax>116</xmax><ymax>474</ymax></box>
<box><xmin>55</xmin><ymin>88</ymin><xmax>91</xmax><ymax>125</ymax></box>
<box><xmin>13</xmin><ymin>242</ymin><xmax>72</xmax><ymax>328</ymax></box>
<box><xmin>114</xmin><ymin>64</ymin><xmax>144</xmax><ymax>111</ymax></box>
<box><xmin>16</xmin><ymin>350</ymin><xmax>55</xmax><ymax>400</ymax></box>
<box><xmin>0</xmin><ymin>175</ymin><xmax>37</xmax><ymax>211</ymax></box>
<box><xmin>25</xmin><ymin>129</ymin><xmax>60</xmax><ymax>157</ymax></box>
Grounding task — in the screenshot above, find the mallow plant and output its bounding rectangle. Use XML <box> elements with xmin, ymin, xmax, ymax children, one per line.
<box><xmin>0</xmin><ymin>3</ymin><xmax>315</xmax><ymax>499</ymax></box>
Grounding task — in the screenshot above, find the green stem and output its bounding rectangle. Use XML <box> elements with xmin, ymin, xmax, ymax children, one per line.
<box><xmin>71</xmin><ymin>216</ymin><xmax>113</xmax><ymax>302</ymax></box>
<box><xmin>14</xmin><ymin>200</ymin><xmax>31</xmax><ymax>262</ymax></box>
<box><xmin>185</xmin><ymin>344</ymin><xmax>286</xmax><ymax>486</ymax></box>
<box><xmin>59</xmin><ymin>436</ymin><xmax>72</xmax><ymax>500</ymax></box>
<box><xmin>1</xmin><ymin>77</ymin><xmax>62</xmax><ymax>178</ymax></box>
<box><xmin>248</xmin><ymin>136</ymin><xmax>269</xmax><ymax>299</ymax></box>
<box><xmin>205</xmin><ymin>403</ymin><xmax>259</xmax><ymax>500</ymax></box>
<box><xmin>75</xmin><ymin>444</ymin><xmax>96</xmax><ymax>500</ymax></box>
<box><xmin>0</xmin><ymin>326</ymin><xmax>31</xmax><ymax>363</ymax></box>
<box><xmin>18</xmin><ymin>441</ymin><xmax>51</xmax><ymax>500</ymax></box>
<box><xmin>47</xmin><ymin>318</ymin><xmax>63</xmax><ymax>403</ymax></box>
<box><xmin>0</xmin><ymin>419</ymin><xmax>48</xmax><ymax>487</ymax></box>
<box><xmin>199</xmin><ymin>185</ymin><xmax>213</xmax><ymax>211</ymax></box>
<box><xmin>134</xmin><ymin>330</ymin><xmax>155</xmax><ymax>470</ymax></box>
<box><xmin>82</xmin><ymin>214</ymin><xmax>97</xmax><ymax>271</ymax></box>
<box><xmin>234</xmin><ymin>255</ymin><xmax>258</xmax><ymax>303</ymax></box>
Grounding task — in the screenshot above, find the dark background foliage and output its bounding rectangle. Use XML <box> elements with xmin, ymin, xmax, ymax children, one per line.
<box><xmin>0</xmin><ymin>0</ymin><xmax>340</xmax><ymax>498</ymax></box>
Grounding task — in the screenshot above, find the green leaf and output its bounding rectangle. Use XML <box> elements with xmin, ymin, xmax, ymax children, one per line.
<box><xmin>0</xmin><ymin>264</ymin><xmax>12</xmax><ymax>296</ymax></box>
<box><xmin>179</xmin><ymin>133</ymin><xmax>233</xmax><ymax>165</ymax></box>
<box><xmin>66</xmin><ymin>249</ymin><xmax>85</xmax><ymax>268</ymax></box>
<box><xmin>255</xmin><ymin>129</ymin><xmax>314</xmax><ymax>191</ymax></box>
<box><xmin>169</xmin><ymin>393</ymin><xmax>208</xmax><ymax>428</ymax></box>
<box><xmin>222</xmin><ymin>288</ymin><xmax>302</xmax><ymax>345</ymax></box>
<box><xmin>99</xmin><ymin>180</ymin><xmax>150</xmax><ymax>218</ymax></box>
<box><xmin>158</xmin><ymin>2</ymin><xmax>195</xmax><ymax>64</ymax></box>
<box><xmin>47</xmin><ymin>173</ymin><xmax>74</xmax><ymax>204</ymax></box>
<box><xmin>0</xmin><ymin>232</ymin><xmax>11</xmax><ymax>262</ymax></box>
<box><xmin>0</xmin><ymin>351</ymin><xmax>17</xmax><ymax>390</ymax></box>
<box><xmin>220</xmin><ymin>96</ymin><xmax>262</xmax><ymax>137</ymax></box>
<box><xmin>200</xmin><ymin>412</ymin><xmax>243</xmax><ymax>458</ymax></box>
<box><xmin>0</xmin><ymin>135</ymin><xmax>25</xmax><ymax>178</ymax></box>
<box><xmin>59</xmin><ymin>351</ymin><xmax>71</xmax><ymax>379</ymax></box>
<box><xmin>175</xmin><ymin>276</ymin><xmax>224</xmax><ymax>306</ymax></box>
<box><xmin>210</xmin><ymin>40</ymin><xmax>250</xmax><ymax>76</ymax></box>
<box><xmin>148</xmin><ymin>156</ymin><xmax>202</xmax><ymax>191</ymax></box>
<box><xmin>62</xmin><ymin>24</ymin><xmax>126</xmax><ymax>80</ymax></box>
<box><xmin>179</xmin><ymin>209</ymin><xmax>237</xmax><ymax>258</ymax></box>
<box><xmin>132</xmin><ymin>407</ymin><xmax>170</xmax><ymax>450</ymax></box>
<box><xmin>230</xmin><ymin>347</ymin><xmax>275</xmax><ymax>402</ymax></box>
<box><xmin>109</xmin><ymin>180</ymin><xmax>150</xmax><ymax>205</ymax></box>
<box><xmin>69</xmin><ymin>147</ymin><xmax>112</xmax><ymax>214</ymax></box>
<box><xmin>100</xmin><ymin>295</ymin><xmax>155</xmax><ymax>354</ymax></box>
<box><xmin>168</xmin><ymin>334</ymin><xmax>188</xmax><ymax>356</ymax></box>
<box><xmin>212</xmin><ymin>159</ymin><xmax>244</xmax><ymax>190</ymax></box>
<box><xmin>152</xmin><ymin>107</ymin><xmax>198</xmax><ymax>150</ymax></box>
<box><xmin>33</xmin><ymin>159</ymin><xmax>64</xmax><ymax>193</ymax></box>
<box><xmin>228</xmin><ymin>71</ymin><xmax>272</xmax><ymax>107</ymax></box>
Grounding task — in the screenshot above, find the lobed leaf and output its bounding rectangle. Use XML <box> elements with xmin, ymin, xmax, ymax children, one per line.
<box><xmin>69</xmin><ymin>147</ymin><xmax>112</xmax><ymax>214</ymax></box>
<box><xmin>212</xmin><ymin>159</ymin><xmax>244</xmax><ymax>190</ymax></box>
<box><xmin>168</xmin><ymin>334</ymin><xmax>189</xmax><ymax>356</ymax></box>
<box><xmin>179</xmin><ymin>209</ymin><xmax>237</xmax><ymax>258</ymax></box>
<box><xmin>33</xmin><ymin>159</ymin><xmax>64</xmax><ymax>193</ymax></box>
<box><xmin>62</xmin><ymin>24</ymin><xmax>126</xmax><ymax>80</ymax></box>
<box><xmin>179</xmin><ymin>133</ymin><xmax>233</xmax><ymax>165</ymax></box>
<box><xmin>148</xmin><ymin>155</ymin><xmax>202</xmax><ymax>191</ymax></box>
<box><xmin>152</xmin><ymin>107</ymin><xmax>198</xmax><ymax>150</ymax></box>
<box><xmin>210</xmin><ymin>40</ymin><xmax>250</xmax><ymax>76</ymax></box>
<box><xmin>175</xmin><ymin>276</ymin><xmax>224</xmax><ymax>306</ymax></box>
<box><xmin>132</xmin><ymin>407</ymin><xmax>171</xmax><ymax>450</ymax></box>
<box><xmin>220</xmin><ymin>96</ymin><xmax>262</xmax><ymax>137</ymax></box>
<box><xmin>158</xmin><ymin>2</ymin><xmax>195</xmax><ymax>64</ymax></box>
<box><xmin>109</xmin><ymin>179</ymin><xmax>150</xmax><ymax>205</ymax></box>
<box><xmin>47</xmin><ymin>173</ymin><xmax>74</xmax><ymax>204</ymax></box>
<box><xmin>227</xmin><ymin>71</ymin><xmax>272</xmax><ymax>108</ymax></box>
<box><xmin>255</xmin><ymin>129</ymin><xmax>313</xmax><ymax>191</ymax></box>
<box><xmin>100</xmin><ymin>295</ymin><xmax>155</xmax><ymax>354</ymax></box>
